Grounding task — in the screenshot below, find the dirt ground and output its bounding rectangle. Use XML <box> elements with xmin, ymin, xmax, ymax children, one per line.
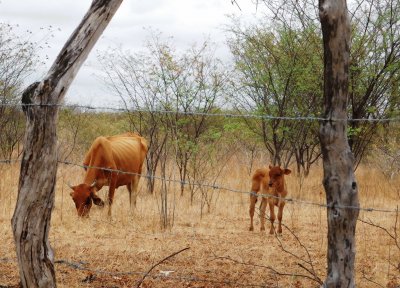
<box><xmin>0</xmin><ymin>163</ymin><xmax>399</xmax><ymax>287</ymax></box>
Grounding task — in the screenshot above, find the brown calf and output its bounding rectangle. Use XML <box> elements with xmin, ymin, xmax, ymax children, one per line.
<box><xmin>249</xmin><ymin>165</ymin><xmax>291</xmax><ymax>234</ymax></box>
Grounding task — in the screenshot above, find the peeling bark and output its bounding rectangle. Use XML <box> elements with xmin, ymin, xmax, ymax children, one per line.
<box><xmin>11</xmin><ymin>1</ymin><xmax>123</xmax><ymax>287</ymax></box>
<box><xmin>319</xmin><ymin>0</ymin><xmax>359</xmax><ymax>287</ymax></box>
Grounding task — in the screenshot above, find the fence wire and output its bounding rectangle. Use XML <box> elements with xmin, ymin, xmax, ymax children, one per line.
<box><xmin>1</xmin><ymin>102</ymin><xmax>400</xmax><ymax>122</ymax></box>
<box><xmin>1</xmin><ymin>101</ymin><xmax>399</xmax><ymax>214</ymax></box>
<box><xmin>0</xmin><ymin>257</ymin><xmax>284</xmax><ymax>287</ymax></box>
<box><xmin>1</xmin><ymin>157</ymin><xmax>397</xmax><ymax>214</ymax></box>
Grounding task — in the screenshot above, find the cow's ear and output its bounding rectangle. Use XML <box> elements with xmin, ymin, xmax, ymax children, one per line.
<box><xmin>284</xmin><ymin>169</ymin><xmax>291</xmax><ymax>175</ymax></box>
<box><xmin>90</xmin><ymin>191</ymin><xmax>104</xmax><ymax>207</ymax></box>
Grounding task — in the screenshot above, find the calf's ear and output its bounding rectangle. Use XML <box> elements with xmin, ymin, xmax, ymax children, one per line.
<box><xmin>284</xmin><ymin>168</ymin><xmax>291</xmax><ymax>175</ymax></box>
<box><xmin>90</xmin><ymin>191</ymin><xmax>105</xmax><ymax>207</ymax></box>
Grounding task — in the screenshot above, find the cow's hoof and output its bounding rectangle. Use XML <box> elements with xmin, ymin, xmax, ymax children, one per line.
<box><xmin>249</xmin><ymin>226</ymin><xmax>254</xmax><ymax>231</ymax></box>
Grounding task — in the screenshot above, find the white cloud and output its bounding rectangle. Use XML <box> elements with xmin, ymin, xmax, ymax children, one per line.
<box><xmin>0</xmin><ymin>0</ymin><xmax>266</xmax><ymax>106</ymax></box>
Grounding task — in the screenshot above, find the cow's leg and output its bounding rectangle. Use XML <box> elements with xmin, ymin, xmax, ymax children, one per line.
<box><xmin>268</xmin><ymin>199</ymin><xmax>276</xmax><ymax>234</ymax></box>
<box><xmin>130</xmin><ymin>174</ymin><xmax>140</xmax><ymax>208</ymax></box>
<box><xmin>249</xmin><ymin>193</ymin><xmax>257</xmax><ymax>231</ymax></box>
<box><xmin>277</xmin><ymin>201</ymin><xmax>285</xmax><ymax>234</ymax></box>
<box><xmin>107</xmin><ymin>178</ymin><xmax>117</xmax><ymax>217</ymax></box>
<box><xmin>126</xmin><ymin>184</ymin><xmax>132</xmax><ymax>207</ymax></box>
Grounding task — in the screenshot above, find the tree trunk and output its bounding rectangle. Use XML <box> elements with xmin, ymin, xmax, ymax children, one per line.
<box><xmin>11</xmin><ymin>1</ymin><xmax>122</xmax><ymax>287</ymax></box>
<box><xmin>319</xmin><ymin>0</ymin><xmax>360</xmax><ymax>287</ymax></box>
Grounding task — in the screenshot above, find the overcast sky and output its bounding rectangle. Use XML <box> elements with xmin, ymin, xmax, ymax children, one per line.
<box><xmin>0</xmin><ymin>0</ymin><xmax>267</xmax><ymax>106</ymax></box>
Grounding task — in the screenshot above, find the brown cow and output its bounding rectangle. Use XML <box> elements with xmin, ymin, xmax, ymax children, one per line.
<box><xmin>249</xmin><ymin>165</ymin><xmax>291</xmax><ymax>234</ymax></box>
<box><xmin>69</xmin><ymin>132</ymin><xmax>148</xmax><ymax>217</ymax></box>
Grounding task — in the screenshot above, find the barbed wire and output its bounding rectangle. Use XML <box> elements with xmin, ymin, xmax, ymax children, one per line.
<box><xmin>0</xmin><ymin>257</ymin><xmax>269</xmax><ymax>287</ymax></box>
<box><xmin>0</xmin><ymin>159</ymin><xmax>20</xmax><ymax>164</ymax></box>
<box><xmin>1</xmin><ymin>102</ymin><xmax>399</xmax><ymax>122</ymax></box>
<box><xmin>1</xmin><ymin>157</ymin><xmax>397</xmax><ymax>214</ymax></box>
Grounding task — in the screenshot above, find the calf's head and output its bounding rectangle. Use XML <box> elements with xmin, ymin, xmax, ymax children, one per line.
<box><xmin>268</xmin><ymin>165</ymin><xmax>291</xmax><ymax>189</ymax></box>
<box><xmin>69</xmin><ymin>181</ymin><xmax>104</xmax><ymax>217</ymax></box>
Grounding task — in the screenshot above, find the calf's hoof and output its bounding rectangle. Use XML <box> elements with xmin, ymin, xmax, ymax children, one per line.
<box><xmin>249</xmin><ymin>226</ymin><xmax>254</xmax><ymax>231</ymax></box>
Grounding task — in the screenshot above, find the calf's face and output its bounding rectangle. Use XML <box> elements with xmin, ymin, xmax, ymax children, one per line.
<box><xmin>268</xmin><ymin>165</ymin><xmax>291</xmax><ymax>189</ymax></box>
<box><xmin>69</xmin><ymin>183</ymin><xmax>104</xmax><ymax>217</ymax></box>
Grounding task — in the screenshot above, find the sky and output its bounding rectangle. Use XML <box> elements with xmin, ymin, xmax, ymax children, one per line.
<box><xmin>0</xmin><ymin>0</ymin><xmax>267</xmax><ymax>106</ymax></box>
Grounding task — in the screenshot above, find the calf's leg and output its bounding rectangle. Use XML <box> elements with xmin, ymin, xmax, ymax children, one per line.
<box><xmin>268</xmin><ymin>199</ymin><xmax>276</xmax><ymax>234</ymax></box>
<box><xmin>249</xmin><ymin>193</ymin><xmax>257</xmax><ymax>231</ymax></box>
<box><xmin>277</xmin><ymin>201</ymin><xmax>285</xmax><ymax>234</ymax></box>
<box><xmin>259</xmin><ymin>197</ymin><xmax>268</xmax><ymax>231</ymax></box>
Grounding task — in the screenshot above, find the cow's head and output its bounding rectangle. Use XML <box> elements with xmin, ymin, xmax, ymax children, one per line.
<box><xmin>69</xmin><ymin>181</ymin><xmax>104</xmax><ymax>217</ymax></box>
<box><xmin>268</xmin><ymin>165</ymin><xmax>291</xmax><ymax>189</ymax></box>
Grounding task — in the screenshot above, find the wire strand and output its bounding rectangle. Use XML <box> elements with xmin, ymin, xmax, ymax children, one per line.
<box><xmin>1</xmin><ymin>102</ymin><xmax>399</xmax><ymax>122</ymax></box>
<box><xmin>0</xmin><ymin>158</ymin><xmax>397</xmax><ymax>214</ymax></box>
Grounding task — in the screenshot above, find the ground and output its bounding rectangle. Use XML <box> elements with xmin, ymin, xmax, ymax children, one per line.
<box><xmin>0</xmin><ymin>163</ymin><xmax>399</xmax><ymax>287</ymax></box>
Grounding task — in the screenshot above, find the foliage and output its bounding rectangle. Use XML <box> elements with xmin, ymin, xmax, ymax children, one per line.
<box><xmin>226</xmin><ymin>18</ymin><xmax>323</xmax><ymax>174</ymax></box>
<box><xmin>228</xmin><ymin>0</ymin><xmax>400</xmax><ymax>172</ymax></box>
<box><xmin>347</xmin><ymin>0</ymin><xmax>400</xmax><ymax>167</ymax></box>
<box><xmin>98</xmin><ymin>31</ymin><xmax>230</xmax><ymax>197</ymax></box>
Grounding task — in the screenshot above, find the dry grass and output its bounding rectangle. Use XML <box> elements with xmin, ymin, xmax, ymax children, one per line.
<box><xmin>0</xmin><ymin>159</ymin><xmax>399</xmax><ymax>287</ymax></box>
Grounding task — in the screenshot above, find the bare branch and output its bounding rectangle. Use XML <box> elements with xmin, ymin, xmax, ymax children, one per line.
<box><xmin>135</xmin><ymin>247</ymin><xmax>190</xmax><ymax>288</ymax></box>
<box><xmin>211</xmin><ymin>254</ymin><xmax>322</xmax><ymax>284</ymax></box>
<box><xmin>358</xmin><ymin>207</ymin><xmax>400</xmax><ymax>250</ymax></box>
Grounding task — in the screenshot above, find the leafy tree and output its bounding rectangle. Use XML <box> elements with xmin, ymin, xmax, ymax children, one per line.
<box><xmin>348</xmin><ymin>0</ymin><xmax>400</xmax><ymax>167</ymax></box>
<box><xmin>99</xmin><ymin>32</ymin><xmax>230</xmax><ymax>196</ymax></box>
<box><xmin>227</xmin><ymin>19</ymin><xmax>323</xmax><ymax>173</ymax></box>
<box><xmin>98</xmin><ymin>36</ymin><xmax>169</xmax><ymax>193</ymax></box>
<box><xmin>231</xmin><ymin>0</ymin><xmax>400</xmax><ymax>170</ymax></box>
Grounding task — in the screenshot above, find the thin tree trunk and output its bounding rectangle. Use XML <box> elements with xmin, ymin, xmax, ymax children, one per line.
<box><xmin>319</xmin><ymin>0</ymin><xmax>359</xmax><ymax>287</ymax></box>
<box><xmin>11</xmin><ymin>1</ymin><xmax>123</xmax><ymax>287</ymax></box>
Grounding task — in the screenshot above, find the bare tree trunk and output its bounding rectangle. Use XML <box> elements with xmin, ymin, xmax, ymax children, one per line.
<box><xmin>319</xmin><ymin>0</ymin><xmax>359</xmax><ymax>287</ymax></box>
<box><xmin>11</xmin><ymin>1</ymin><xmax>122</xmax><ymax>287</ymax></box>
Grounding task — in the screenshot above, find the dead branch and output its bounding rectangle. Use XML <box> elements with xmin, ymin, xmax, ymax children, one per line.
<box><xmin>360</xmin><ymin>270</ymin><xmax>385</xmax><ymax>288</ymax></box>
<box><xmin>273</xmin><ymin>221</ymin><xmax>323</xmax><ymax>284</ymax></box>
<box><xmin>257</xmin><ymin>210</ymin><xmax>323</xmax><ymax>284</ymax></box>
<box><xmin>358</xmin><ymin>207</ymin><xmax>400</xmax><ymax>251</ymax></box>
<box><xmin>211</xmin><ymin>254</ymin><xmax>322</xmax><ymax>284</ymax></box>
<box><xmin>135</xmin><ymin>247</ymin><xmax>190</xmax><ymax>288</ymax></box>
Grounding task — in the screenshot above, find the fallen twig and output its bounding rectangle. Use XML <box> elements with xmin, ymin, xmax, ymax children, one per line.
<box><xmin>211</xmin><ymin>254</ymin><xmax>321</xmax><ymax>284</ymax></box>
<box><xmin>135</xmin><ymin>246</ymin><xmax>190</xmax><ymax>288</ymax></box>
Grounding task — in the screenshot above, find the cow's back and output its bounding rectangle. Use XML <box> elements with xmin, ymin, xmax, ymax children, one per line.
<box><xmin>108</xmin><ymin>134</ymin><xmax>148</xmax><ymax>173</ymax></box>
<box><xmin>83</xmin><ymin>133</ymin><xmax>147</xmax><ymax>186</ymax></box>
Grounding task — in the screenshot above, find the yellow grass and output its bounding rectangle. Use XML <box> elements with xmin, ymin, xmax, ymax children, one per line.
<box><xmin>0</xmin><ymin>159</ymin><xmax>399</xmax><ymax>287</ymax></box>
